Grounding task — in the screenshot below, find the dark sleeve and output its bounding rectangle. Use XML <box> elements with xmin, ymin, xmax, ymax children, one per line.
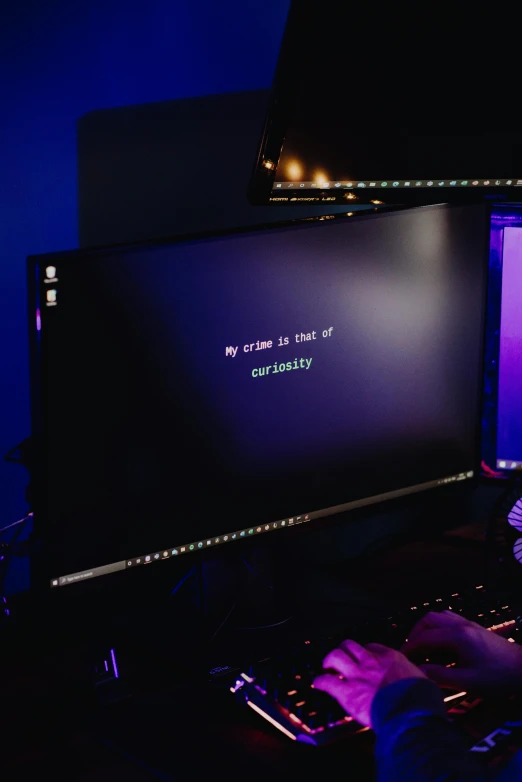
<box><xmin>370</xmin><ymin>678</ymin><xmax>488</xmax><ymax>782</ymax></box>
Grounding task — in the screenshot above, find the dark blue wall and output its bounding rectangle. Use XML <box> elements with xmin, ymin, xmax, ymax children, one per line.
<box><xmin>0</xmin><ymin>0</ymin><xmax>290</xmax><ymax>590</ymax></box>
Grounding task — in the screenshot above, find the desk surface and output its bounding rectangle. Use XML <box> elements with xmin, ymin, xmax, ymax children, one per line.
<box><xmin>2</xmin><ymin>529</ymin><xmax>495</xmax><ymax>781</ymax></box>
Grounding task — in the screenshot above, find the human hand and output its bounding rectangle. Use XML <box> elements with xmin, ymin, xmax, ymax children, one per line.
<box><xmin>402</xmin><ymin>610</ymin><xmax>522</xmax><ymax>695</ymax></box>
<box><xmin>313</xmin><ymin>640</ymin><xmax>426</xmax><ymax>728</ymax></box>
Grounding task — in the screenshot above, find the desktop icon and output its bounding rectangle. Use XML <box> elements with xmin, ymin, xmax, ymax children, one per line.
<box><xmin>189</xmin><ymin>544</ymin><xmax>195</xmax><ymax>551</ymax></box>
<box><xmin>198</xmin><ymin>542</ymin><xmax>203</xmax><ymax>548</ymax></box>
<box><xmin>46</xmin><ymin>289</ymin><xmax>57</xmax><ymax>303</ymax></box>
<box><xmin>265</xmin><ymin>525</ymin><xmax>269</xmax><ymax>530</ymax></box>
<box><xmin>438</xmin><ymin>182</ymin><xmax>445</xmax><ymax>186</ymax></box>
<box><xmin>507</xmin><ymin>180</ymin><xmax>513</xmax><ymax>185</ymax></box>
<box><xmin>163</xmin><ymin>551</ymin><xmax>169</xmax><ymax>557</ymax></box>
<box><xmin>248</xmin><ymin>529</ymin><xmax>253</xmax><ymax>534</ymax></box>
<box><xmin>231</xmin><ymin>533</ymin><xmax>237</xmax><ymax>539</ymax></box>
<box><xmin>45</xmin><ymin>265</ymin><xmax>57</xmax><ymax>279</ymax></box>
<box><xmin>495</xmin><ymin>180</ymin><xmax>501</xmax><ymax>185</ymax></box>
<box><xmin>52</xmin><ymin>579</ymin><xmax>58</xmax><ymax>586</ymax></box>
<box><xmin>172</xmin><ymin>550</ymin><xmax>178</xmax><ymax>555</ymax></box>
<box><xmin>145</xmin><ymin>555</ymin><xmax>151</xmax><ymax>562</ymax></box>
<box><xmin>304</xmin><ymin>514</ymin><xmax>310</xmax><ymax>520</ymax></box>
<box><xmin>369</xmin><ymin>182</ymin><xmax>376</xmax><ymax>187</ymax></box>
<box><xmin>357</xmin><ymin>182</ymin><xmax>366</xmax><ymax>188</ymax></box>
<box><xmin>136</xmin><ymin>558</ymin><xmax>141</xmax><ymax>564</ymax></box>
<box><xmin>499</xmin><ymin>461</ymin><xmax>507</xmax><ymax>468</ymax></box>
<box><xmin>415</xmin><ymin>181</ymin><xmax>422</xmax><ymax>186</ymax></box>
<box><xmin>154</xmin><ymin>553</ymin><xmax>160</xmax><ymax>559</ymax></box>
<box><xmin>511</xmin><ymin>462</ymin><xmax>518</xmax><ymax>469</ymax></box>
<box><xmin>273</xmin><ymin>522</ymin><xmax>278</xmax><ymax>528</ymax></box>
<box><xmin>223</xmin><ymin>535</ymin><xmax>228</xmax><ymax>541</ymax></box>
<box><xmin>256</xmin><ymin>527</ymin><xmax>261</xmax><ymax>533</ymax></box>
<box><xmin>404</xmin><ymin>181</ymin><xmax>410</xmax><ymax>186</ymax></box>
<box><xmin>460</xmin><ymin>181</ymin><xmax>468</xmax><ymax>185</ymax></box>
<box><xmin>381</xmin><ymin>182</ymin><xmax>388</xmax><ymax>187</ymax></box>
<box><xmin>207</xmin><ymin>540</ymin><xmax>212</xmax><ymax>546</ymax></box>
<box><xmin>472</xmin><ymin>181</ymin><xmax>479</xmax><ymax>185</ymax></box>
<box><xmin>180</xmin><ymin>547</ymin><xmax>186</xmax><ymax>552</ymax></box>
<box><xmin>240</xmin><ymin>531</ymin><xmax>245</xmax><ymax>537</ymax></box>
<box><xmin>346</xmin><ymin>182</ymin><xmax>354</xmax><ymax>187</ymax></box>
<box><xmin>334</xmin><ymin>182</ymin><xmax>341</xmax><ymax>187</ymax></box>
<box><xmin>392</xmin><ymin>181</ymin><xmax>399</xmax><ymax>187</ymax></box>
<box><xmin>427</xmin><ymin>181</ymin><xmax>433</xmax><ymax>187</ymax></box>
<box><xmin>484</xmin><ymin>180</ymin><xmax>490</xmax><ymax>185</ymax></box>
<box><xmin>215</xmin><ymin>538</ymin><xmax>220</xmax><ymax>543</ymax></box>
<box><xmin>281</xmin><ymin>520</ymin><xmax>286</xmax><ymax>526</ymax></box>
<box><xmin>276</xmin><ymin>183</ymin><xmax>282</xmax><ymax>188</ymax></box>
<box><xmin>127</xmin><ymin>561</ymin><xmax>132</xmax><ymax>566</ymax></box>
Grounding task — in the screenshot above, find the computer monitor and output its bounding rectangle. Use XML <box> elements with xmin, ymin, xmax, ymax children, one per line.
<box><xmin>29</xmin><ymin>204</ymin><xmax>487</xmax><ymax>591</ymax></box>
<box><xmin>250</xmin><ymin>2</ymin><xmax>522</xmax><ymax>206</ymax></box>
<box><xmin>482</xmin><ymin>205</ymin><xmax>522</xmax><ymax>478</ymax></box>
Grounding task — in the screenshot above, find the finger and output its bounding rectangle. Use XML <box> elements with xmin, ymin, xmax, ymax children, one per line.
<box><xmin>323</xmin><ymin>648</ymin><xmax>361</xmax><ymax>679</ymax></box>
<box><xmin>420</xmin><ymin>663</ymin><xmax>472</xmax><ymax>690</ymax></box>
<box><xmin>401</xmin><ymin>630</ymin><xmax>460</xmax><ymax>659</ymax></box>
<box><xmin>407</xmin><ymin>611</ymin><xmax>469</xmax><ymax>644</ymax></box>
<box><xmin>313</xmin><ymin>674</ymin><xmax>357</xmax><ymax>718</ymax></box>
<box><xmin>405</xmin><ymin>612</ymin><xmax>470</xmax><ymax>649</ymax></box>
<box><xmin>365</xmin><ymin>642</ymin><xmax>394</xmax><ymax>655</ymax></box>
<box><xmin>314</xmin><ymin>673</ymin><xmax>347</xmax><ymax>699</ymax></box>
<box><xmin>338</xmin><ymin>639</ymin><xmax>368</xmax><ymax>662</ymax></box>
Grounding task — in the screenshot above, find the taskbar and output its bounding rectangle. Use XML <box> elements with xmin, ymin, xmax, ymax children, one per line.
<box><xmin>50</xmin><ymin>470</ymin><xmax>474</xmax><ymax>588</ymax></box>
<box><xmin>497</xmin><ymin>459</ymin><xmax>522</xmax><ymax>471</ymax></box>
<box><xmin>272</xmin><ymin>178</ymin><xmax>522</xmax><ymax>191</ymax></box>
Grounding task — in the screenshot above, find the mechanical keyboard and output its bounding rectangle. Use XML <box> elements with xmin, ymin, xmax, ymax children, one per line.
<box><xmin>230</xmin><ymin>585</ymin><xmax>520</xmax><ymax>746</ymax></box>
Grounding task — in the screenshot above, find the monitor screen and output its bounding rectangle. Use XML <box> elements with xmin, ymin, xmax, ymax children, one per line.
<box><xmin>250</xmin><ymin>2</ymin><xmax>522</xmax><ymax>206</ymax></box>
<box><xmin>30</xmin><ymin>204</ymin><xmax>487</xmax><ymax>589</ymax></box>
<box><xmin>482</xmin><ymin>206</ymin><xmax>522</xmax><ymax>477</ymax></box>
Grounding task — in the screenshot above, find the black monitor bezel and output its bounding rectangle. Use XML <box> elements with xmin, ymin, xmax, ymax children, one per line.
<box><xmin>27</xmin><ymin>203</ymin><xmax>487</xmax><ymax>596</ymax></box>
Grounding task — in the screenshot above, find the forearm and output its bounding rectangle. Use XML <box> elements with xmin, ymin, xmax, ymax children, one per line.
<box><xmin>372</xmin><ymin>679</ymin><xmax>488</xmax><ymax>782</ymax></box>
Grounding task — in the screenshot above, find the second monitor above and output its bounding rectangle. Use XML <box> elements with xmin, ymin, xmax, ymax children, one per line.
<box><xmin>250</xmin><ymin>2</ymin><xmax>522</xmax><ymax>206</ymax></box>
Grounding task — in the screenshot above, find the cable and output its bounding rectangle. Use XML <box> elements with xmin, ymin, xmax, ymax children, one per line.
<box><xmin>207</xmin><ymin>601</ymin><xmax>237</xmax><ymax>645</ymax></box>
<box><xmin>0</xmin><ymin>512</ymin><xmax>32</xmax><ymax>537</ymax></box>
<box><xmin>4</xmin><ymin>439</ymin><xmax>30</xmax><ymax>464</ymax></box>
<box><xmin>241</xmin><ymin>556</ymin><xmax>275</xmax><ymax>591</ymax></box>
<box><xmin>481</xmin><ymin>460</ymin><xmax>504</xmax><ymax>479</ymax></box>
<box><xmin>0</xmin><ymin>516</ymin><xmax>29</xmax><ymax>606</ymax></box>
<box><xmin>234</xmin><ymin>616</ymin><xmax>292</xmax><ymax>631</ymax></box>
<box><xmin>169</xmin><ymin>566</ymin><xmax>196</xmax><ymax>598</ymax></box>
